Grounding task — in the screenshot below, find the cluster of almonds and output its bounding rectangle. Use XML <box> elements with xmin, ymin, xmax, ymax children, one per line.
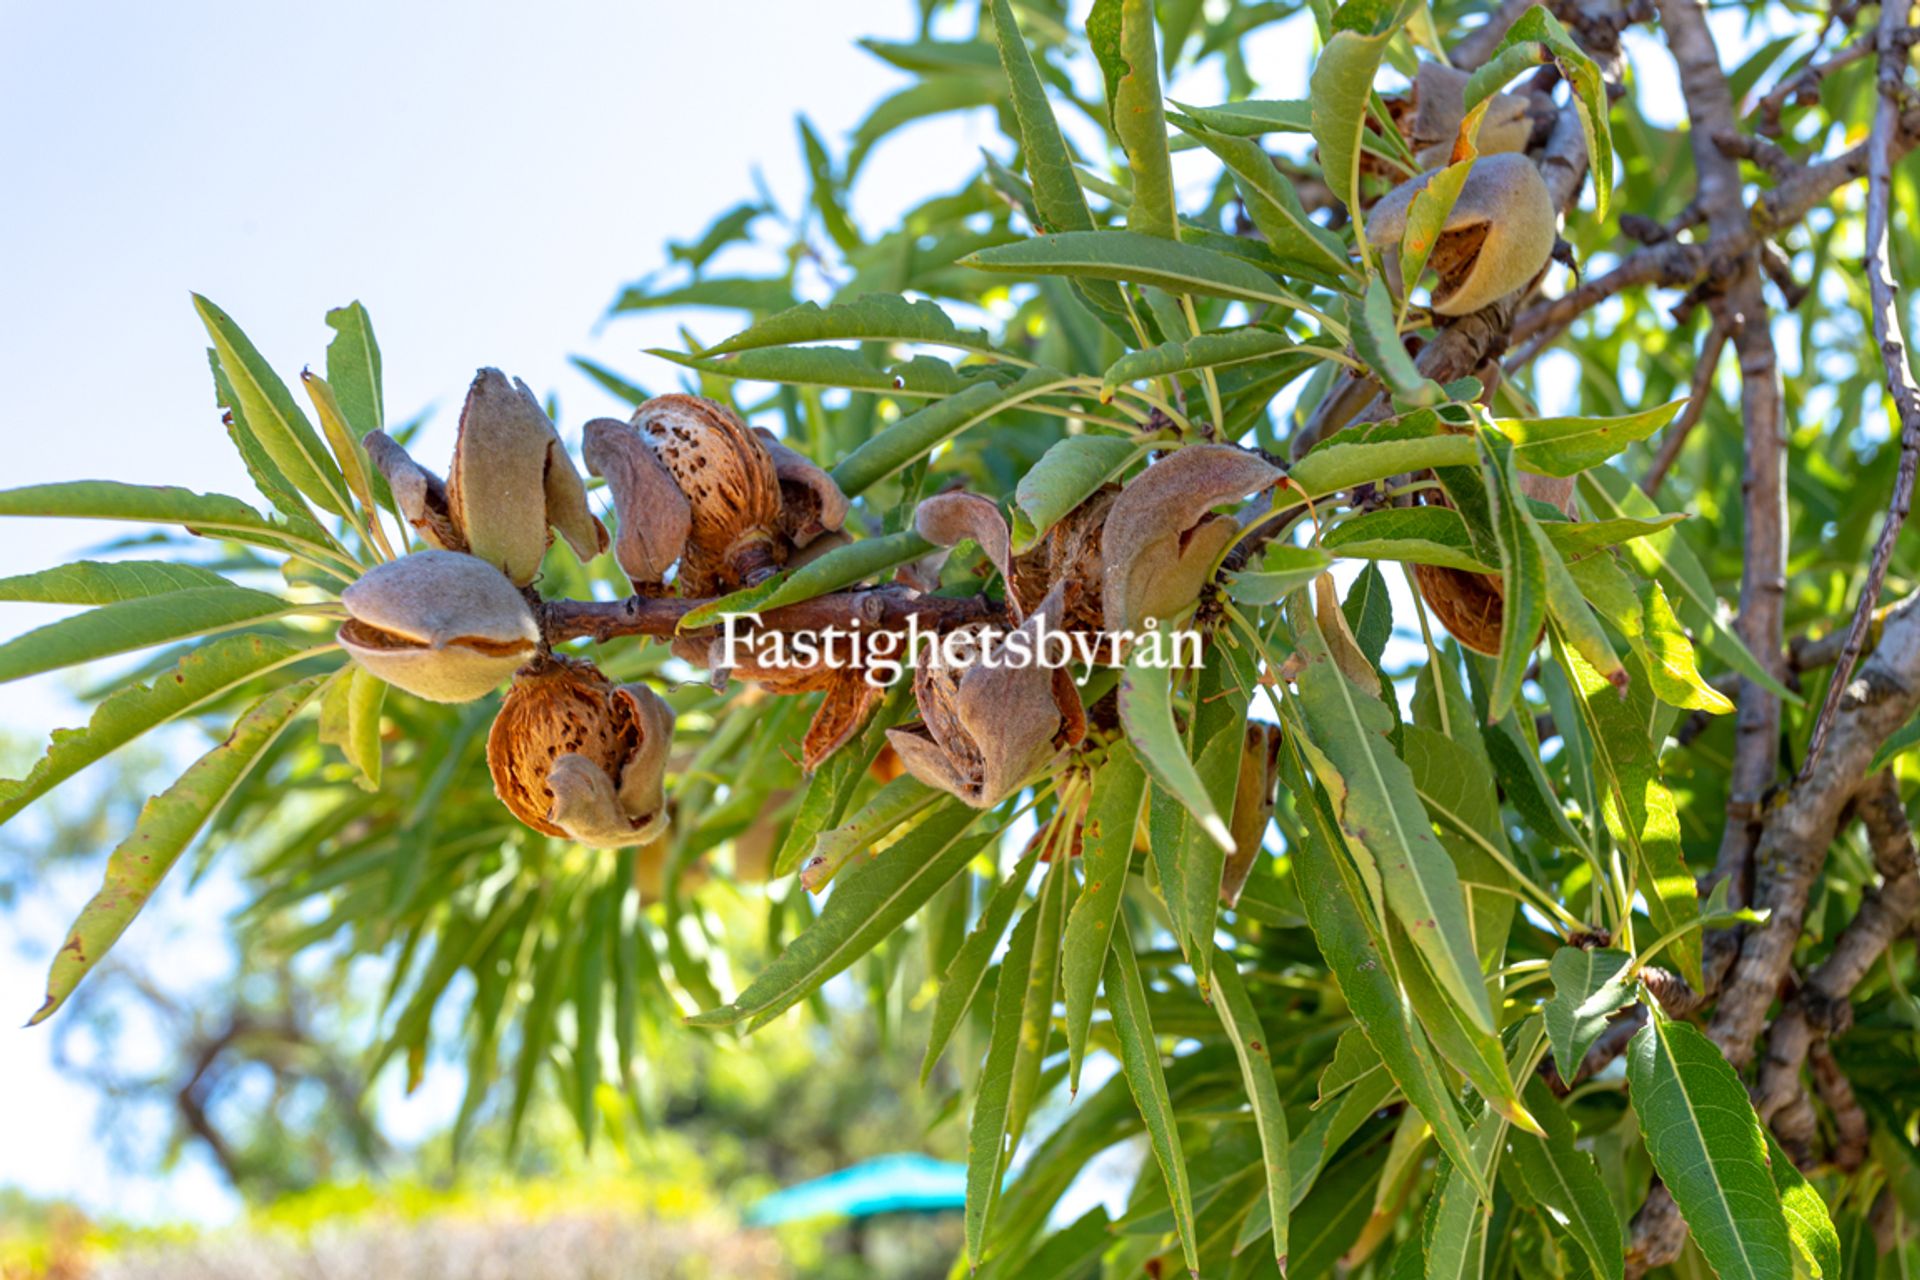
<box><xmin>337</xmin><ymin>375</ymin><xmax>847</xmax><ymax>848</ymax></box>
<box><xmin>334</xmin><ymin>368</ymin><xmax>1297</xmax><ymax>849</ymax></box>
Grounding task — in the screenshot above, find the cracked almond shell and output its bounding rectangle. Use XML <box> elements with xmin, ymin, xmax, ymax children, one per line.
<box><xmin>449</xmin><ymin>368</ymin><xmax>608</xmax><ymax>585</ymax></box>
<box><xmin>486</xmin><ymin>657</ymin><xmax>676</xmax><ymax>848</ymax></box>
<box><xmin>1366</xmin><ymin>152</ymin><xmax>1557</xmax><ymax>316</ymax></box>
<box><xmin>632</xmin><ymin>394</ymin><xmax>784</xmax><ymax>594</ymax></box>
<box><xmin>338</xmin><ymin>549</ymin><xmax>539</xmax><ymax>703</ymax></box>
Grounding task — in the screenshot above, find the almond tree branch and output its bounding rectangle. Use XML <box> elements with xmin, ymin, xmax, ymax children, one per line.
<box><xmin>1756</xmin><ymin>771</ymin><xmax>1920</xmax><ymax>1163</ymax></box>
<box><xmin>1801</xmin><ymin>0</ymin><xmax>1920</xmax><ymax>784</ymax></box>
<box><xmin>540</xmin><ymin>587</ymin><xmax>1001</xmax><ymax>646</ymax></box>
<box><xmin>1643</xmin><ymin>310</ymin><xmax>1734</xmax><ymax>493</ymax></box>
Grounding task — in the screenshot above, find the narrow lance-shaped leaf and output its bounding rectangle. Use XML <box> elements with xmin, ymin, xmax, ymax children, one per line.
<box><xmin>1089</xmin><ymin>0</ymin><xmax>1178</xmax><ymax>241</ymax></box>
<box><xmin>1765</xmin><ymin>1127</ymin><xmax>1843</xmax><ymax>1279</ymax></box>
<box><xmin>1561</xmin><ymin>642</ymin><xmax>1701</xmax><ymax>988</ymax></box>
<box><xmin>1279</xmin><ymin>734</ymin><xmax>1487</xmax><ymax>1195</ymax></box>
<box><xmin>689</xmin><ymin>800</ymin><xmax>987</xmax><ymax>1030</ymax></box>
<box><xmin>0</xmin><ymin>561</ymin><xmax>234</xmax><ymax>604</ymax></box>
<box><xmin>1105</xmin><ymin>913</ymin><xmax>1199</xmax><ymax>1275</ymax></box>
<box><xmin>0</xmin><ymin>587</ymin><xmax>306</xmax><ymax>686</ymax></box>
<box><xmin>1504</xmin><ymin>1076</ymin><xmax>1624</xmax><ymax>1280</ymax></box>
<box><xmin>1011</xmin><ymin>434</ymin><xmax>1139</xmax><ymax>552</ymax></box>
<box><xmin>195</xmin><ymin>294</ymin><xmax>351</xmax><ymax>518</ymax></box>
<box><xmin>965</xmin><ymin>890</ymin><xmax>1043</xmax><ymax>1266</ymax></box>
<box><xmin>1541</xmin><ymin>946</ymin><xmax>1634</xmax><ymax>1077</ymax></box>
<box><xmin>922</xmin><ymin>839</ymin><xmax>1044</xmax><ymax>1084</ymax></box>
<box><xmin>1287</xmin><ymin>583</ymin><xmax>1496</xmax><ymax>1035</ymax></box>
<box><xmin>831</xmin><ymin>368</ymin><xmax>1073</xmax><ymax>497</ymax></box>
<box><xmin>32</xmin><ymin>674</ymin><xmax>329</xmax><ymax>1024</ymax></box>
<box><xmin>1061</xmin><ymin>741</ymin><xmax>1149</xmax><ymax>1090</ymax></box>
<box><xmin>1118</xmin><ymin>649</ymin><xmax>1234</xmax><ymax>854</ymax></box>
<box><xmin>0</xmin><ymin>634</ymin><xmax>327</xmax><ymax>827</ymax></box>
<box><xmin>964</xmin><ymin>232</ymin><xmax>1320</xmax><ymax>317</ymax></box>
<box><xmin>1309</xmin><ymin>0</ymin><xmax>1419</xmax><ymax>244</ymax></box>
<box><xmin>324</xmin><ymin>302</ymin><xmax>385</xmax><ymax>439</ymax></box>
<box><xmin>1626</xmin><ymin>1008</ymin><xmax>1794</xmax><ymax>1280</ymax></box>
<box><xmin>1211</xmin><ymin>948</ymin><xmax>1291</xmax><ymax>1273</ymax></box>
<box><xmin>1478</xmin><ymin>425</ymin><xmax>1550</xmax><ymax>722</ymax></box>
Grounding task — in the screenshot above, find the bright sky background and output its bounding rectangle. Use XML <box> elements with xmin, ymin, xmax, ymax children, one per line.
<box><xmin>0</xmin><ymin>0</ymin><xmax>1730</xmax><ymax>1228</ymax></box>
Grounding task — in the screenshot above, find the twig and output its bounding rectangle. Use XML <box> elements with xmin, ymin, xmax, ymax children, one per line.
<box><xmin>1755</xmin><ymin>772</ymin><xmax>1920</xmax><ymax>1161</ymax></box>
<box><xmin>1751</xmin><ymin>27</ymin><xmax>1920</xmax><ymax>135</ymax></box>
<box><xmin>541</xmin><ymin>586</ymin><xmax>1001</xmax><ymax>645</ymax></box>
<box><xmin>1801</xmin><ymin>0</ymin><xmax>1920</xmax><ymax>785</ymax></box>
<box><xmin>1643</xmin><ymin>311</ymin><xmax>1735</xmax><ymax>493</ymax></box>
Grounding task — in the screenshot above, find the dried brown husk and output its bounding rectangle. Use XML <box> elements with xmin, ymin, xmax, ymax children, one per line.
<box><xmin>364</xmin><ymin>430</ymin><xmax>462</xmax><ymax>552</ymax></box>
<box><xmin>338</xmin><ymin>549</ymin><xmax>539</xmax><ymax>703</ymax></box>
<box><xmin>753</xmin><ymin>427</ymin><xmax>849</xmax><ymax>550</ymax></box>
<box><xmin>449</xmin><ymin>368</ymin><xmax>607</xmax><ymax>585</ymax></box>
<box><xmin>1412</xmin><ymin>466</ymin><xmax>1575</xmax><ymax>656</ymax></box>
<box><xmin>673</xmin><ymin>630</ymin><xmax>896</xmax><ymax>773</ymax></box>
<box><xmin>1101</xmin><ymin>445</ymin><xmax>1284</xmax><ymax>632</ymax></box>
<box><xmin>583</xmin><ymin>417</ymin><xmax>692</xmax><ymax>593</ymax></box>
<box><xmin>486</xmin><ymin>656</ymin><xmax>675</xmax><ymax>848</ymax></box>
<box><xmin>1011</xmin><ymin>486</ymin><xmax>1115</xmax><ymax>632</ymax></box>
<box><xmin>1220</xmin><ymin>722</ymin><xmax>1283</xmax><ymax>906</ymax></box>
<box><xmin>632</xmin><ymin>394</ymin><xmax>784</xmax><ymax>595</ymax></box>
<box><xmin>886</xmin><ymin>586</ymin><xmax>1084</xmax><ymax>809</ymax></box>
<box><xmin>1408</xmin><ymin>63</ymin><xmax>1534</xmax><ymax>167</ymax></box>
<box><xmin>1366</xmin><ymin>153</ymin><xmax>1558</xmax><ymax>316</ymax></box>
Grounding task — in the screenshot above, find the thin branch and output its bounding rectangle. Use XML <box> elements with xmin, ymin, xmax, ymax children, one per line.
<box><xmin>541</xmin><ymin>585</ymin><xmax>1001</xmax><ymax>646</ymax></box>
<box><xmin>1801</xmin><ymin>1</ymin><xmax>1920</xmax><ymax>784</ymax></box>
<box><xmin>1751</xmin><ymin>27</ymin><xmax>1920</xmax><ymax>135</ymax></box>
<box><xmin>1643</xmin><ymin>311</ymin><xmax>1734</xmax><ymax>493</ymax></box>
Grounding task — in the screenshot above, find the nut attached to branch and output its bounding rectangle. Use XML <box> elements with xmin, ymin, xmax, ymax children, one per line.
<box><xmin>632</xmin><ymin>394</ymin><xmax>785</xmax><ymax>595</ymax></box>
<box><xmin>338</xmin><ymin>550</ymin><xmax>540</xmax><ymax>703</ymax></box>
<box><xmin>486</xmin><ymin>656</ymin><xmax>675</xmax><ymax>848</ymax></box>
<box><xmin>1367</xmin><ymin>152</ymin><xmax>1558</xmax><ymax>316</ymax></box>
<box><xmin>583</xmin><ymin>417</ymin><xmax>692</xmax><ymax>594</ymax></box>
<box><xmin>363</xmin><ymin>368</ymin><xmax>608</xmax><ymax>585</ymax></box>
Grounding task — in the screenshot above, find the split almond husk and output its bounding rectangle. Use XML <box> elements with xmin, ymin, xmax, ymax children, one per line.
<box><xmin>339</xmin><ymin>549</ymin><xmax>539</xmax><ymax>703</ymax></box>
<box><xmin>1366</xmin><ymin>152</ymin><xmax>1557</xmax><ymax>316</ymax></box>
<box><xmin>583</xmin><ymin>417</ymin><xmax>692</xmax><ymax>593</ymax></box>
<box><xmin>632</xmin><ymin>394</ymin><xmax>784</xmax><ymax>595</ymax></box>
<box><xmin>486</xmin><ymin>656</ymin><xmax>675</xmax><ymax>848</ymax></box>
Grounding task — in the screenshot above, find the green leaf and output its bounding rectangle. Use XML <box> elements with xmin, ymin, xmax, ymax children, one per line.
<box><xmin>922</xmin><ymin>838</ymin><xmax>1043</xmax><ymax>1084</ymax></box>
<box><xmin>848</xmin><ymin>75</ymin><xmax>1004</xmax><ymax>175</ymax></box>
<box><xmin>1104</xmin><ymin>914</ymin><xmax>1198</xmax><ymax>1275</ymax></box>
<box><xmin>1289</xmin><ymin>427</ymin><xmax>1478</xmax><ymax>498</ymax></box>
<box><xmin>688</xmin><ymin>799</ymin><xmax>985</xmax><ymax>1030</ymax></box>
<box><xmin>1544</xmin><ymin>513</ymin><xmax>1686</xmax><ymax>560</ymax></box>
<box><xmin>1309</xmin><ymin>0</ymin><xmax>1418</xmax><ymax>227</ymax></box>
<box><xmin>1007</xmin><ymin>856</ymin><xmax>1069</xmax><ymax>1144</ymax></box>
<box><xmin>703</xmin><ymin>294</ymin><xmax>1001</xmax><ymax>358</ymax></box>
<box><xmin>1626</xmin><ymin>1009</ymin><xmax>1794</xmax><ymax>1280</ymax></box>
<box><xmin>1211</xmin><ymin>948</ymin><xmax>1291</xmax><ymax>1272</ymax></box>
<box><xmin>1011</xmin><ymin>435</ymin><xmax>1140</xmax><ymax>552</ymax></box>
<box><xmin>0</xmin><ymin>587</ymin><xmax>304</xmax><ymax>685</ymax></box>
<box><xmin>1346</xmin><ymin>275</ymin><xmax>1442</xmax><ymax>404</ymax></box>
<box><xmin>668</xmin><ymin>201</ymin><xmax>764</xmax><ymax>270</ymax></box>
<box><xmin>0</xmin><ymin>480</ymin><xmax>315</xmax><ymax>558</ymax></box>
<box><xmin>1483</xmin><ymin>6</ymin><xmax>1614</xmax><ymax>217</ymax></box>
<box><xmin>1562</xmin><ymin>643</ymin><xmax>1702</xmax><ymax>988</ymax></box>
<box><xmin>648</xmin><ymin>345</ymin><xmax>981</xmax><ymax>399</ymax></box>
<box><xmin>1497</xmin><ymin>401</ymin><xmax>1682</xmax><ymax>477</ymax></box>
<box><xmin>1088</xmin><ymin>0</ymin><xmax>1177</xmax><ymax>240</ymax></box>
<box><xmin>830</xmin><ymin>368</ymin><xmax>1073</xmax><ymax>497</ymax></box>
<box><xmin>965</xmin><ymin>889</ymin><xmax>1043</xmax><ymax>1265</ymax></box>
<box><xmin>1766</xmin><ymin>1127</ymin><xmax>1843</xmax><ymax>1278</ymax></box>
<box><xmin>1174</xmin><ymin>98</ymin><xmax>1314</xmax><ymax>135</ymax></box>
<box><xmin>1400</xmin><ymin>724</ymin><xmax>1515</xmax><ymax>973</ymax></box>
<box><xmin>1579</xmin><ymin>436</ymin><xmax>1798</xmax><ymax>704</ymax></box>
<box><xmin>1061</xmin><ymin>741</ymin><xmax>1148</xmax><ymax>1090</ymax></box>
<box><xmin>1478</xmin><ymin>426</ymin><xmax>1550</xmax><ymax>721</ymax></box>
<box><xmin>194</xmin><ymin>294</ymin><xmax>350</xmax><ymax>518</ymax></box>
<box><xmin>620</xmin><ymin>275</ymin><xmax>797</xmax><ymax>317</ymax></box>
<box><xmin>0</xmin><ymin>561</ymin><xmax>235</xmax><ymax>604</ymax></box>
<box><xmin>570</xmin><ymin>357</ymin><xmax>650</xmax><ymax>407</ymax></box>
<box><xmin>677</xmin><ymin>529</ymin><xmax>935</xmax><ymax>630</ymax></box>
<box><xmin>1283</xmin><ymin>735</ymin><xmax>1485</xmax><ymax>1194</ymax></box>
<box><xmin>1225</xmin><ymin>544</ymin><xmax>1333</xmax><ymax>605</ymax></box>
<box><xmin>1103</xmin><ymin>330</ymin><xmax>1339</xmax><ymax>395</ymax></box>
<box><xmin>1288</xmin><ymin>589</ymin><xmax>1495</xmax><ymax>1035</ymax></box>
<box><xmin>300</xmin><ymin>371</ymin><xmax>382</xmax><ymax>536</ymax></box>
<box><xmin>1566</xmin><ymin>553</ymin><xmax>1733</xmax><ymax>712</ymax></box>
<box><xmin>1171</xmin><ymin>121</ymin><xmax>1354</xmax><ymax>279</ymax></box>
<box><xmin>1542</xmin><ymin>947</ymin><xmax>1634</xmax><ymax>1079</ymax></box>
<box><xmin>1323</xmin><ymin>506</ymin><xmax>1491</xmax><ymax>572</ymax></box>
<box><xmin>31</xmin><ymin>674</ymin><xmax>328</xmax><ymax>1024</ymax></box>
<box><xmin>1505</xmin><ymin>1077</ymin><xmax>1624</xmax><ymax>1280</ymax></box>
<box><xmin>318</xmin><ymin>663</ymin><xmax>385</xmax><ymax>791</ymax></box>
<box><xmin>1118</xmin><ymin>649</ymin><xmax>1233</xmax><ymax>854</ymax></box>
<box><xmin>964</xmin><ymin>231</ymin><xmax>1307</xmax><ymax>312</ymax></box>
<box><xmin>324</xmin><ymin>302</ymin><xmax>385</xmax><ymax>438</ymax></box>
<box><xmin>0</xmin><ymin>634</ymin><xmax>324</xmax><ymax>827</ymax></box>
<box><xmin>1397</xmin><ymin>158</ymin><xmax>1472</xmax><ymax>303</ymax></box>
